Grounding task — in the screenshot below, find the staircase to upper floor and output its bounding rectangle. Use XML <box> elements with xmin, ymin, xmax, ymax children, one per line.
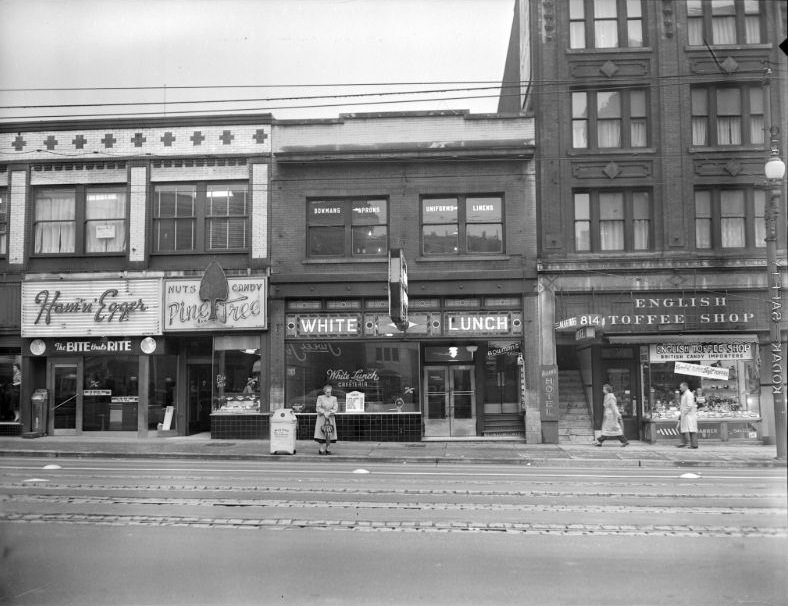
<box><xmin>558</xmin><ymin>370</ymin><xmax>595</xmax><ymax>443</ymax></box>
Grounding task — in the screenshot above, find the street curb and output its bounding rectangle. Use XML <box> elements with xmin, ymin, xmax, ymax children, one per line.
<box><xmin>0</xmin><ymin>449</ymin><xmax>784</xmax><ymax>468</ymax></box>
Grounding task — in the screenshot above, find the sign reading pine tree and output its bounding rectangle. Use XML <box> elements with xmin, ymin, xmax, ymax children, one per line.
<box><xmin>199</xmin><ymin>261</ymin><xmax>229</xmax><ymax>320</ymax></box>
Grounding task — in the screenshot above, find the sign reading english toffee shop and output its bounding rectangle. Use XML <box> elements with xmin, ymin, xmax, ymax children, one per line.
<box><xmin>21</xmin><ymin>279</ymin><xmax>162</xmax><ymax>337</ymax></box>
<box><xmin>557</xmin><ymin>292</ymin><xmax>770</xmax><ymax>333</ymax></box>
<box><xmin>163</xmin><ymin>277</ymin><xmax>268</xmax><ymax>331</ymax></box>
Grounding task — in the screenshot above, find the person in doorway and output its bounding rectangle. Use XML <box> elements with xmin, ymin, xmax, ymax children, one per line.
<box><xmin>11</xmin><ymin>362</ymin><xmax>21</xmax><ymax>423</ymax></box>
<box><xmin>314</xmin><ymin>384</ymin><xmax>338</xmax><ymax>455</ymax></box>
<box><xmin>676</xmin><ymin>382</ymin><xmax>698</xmax><ymax>448</ymax></box>
<box><xmin>594</xmin><ymin>383</ymin><xmax>629</xmax><ymax>447</ymax></box>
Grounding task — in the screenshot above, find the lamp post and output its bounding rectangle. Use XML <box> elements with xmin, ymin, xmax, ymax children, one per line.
<box><xmin>764</xmin><ymin>130</ymin><xmax>786</xmax><ymax>460</ymax></box>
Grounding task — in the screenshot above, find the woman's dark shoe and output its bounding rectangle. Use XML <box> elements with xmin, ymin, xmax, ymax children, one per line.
<box><xmin>325</xmin><ymin>450</ymin><xmax>332</xmax><ymax>455</ymax></box>
<box><xmin>593</xmin><ymin>442</ymin><xmax>602</xmax><ymax>447</ymax></box>
<box><xmin>621</xmin><ymin>442</ymin><xmax>629</xmax><ymax>447</ymax></box>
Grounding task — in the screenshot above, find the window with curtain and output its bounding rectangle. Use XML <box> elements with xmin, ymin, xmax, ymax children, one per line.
<box><xmin>307</xmin><ymin>198</ymin><xmax>387</xmax><ymax>258</ymax></box>
<box><xmin>694</xmin><ymin>188</ymin><xmax>765</xmax><ymax>249</ymax></box>
<box><xmin>574</xmin><ymin>190</ymin><xmax>651</xmax><ymax>252</ymax></box>
<box><xmin>153</xmin><ymin>182</ymin><xmax>249</xmax><ymax>254</ymax></box>
<box><xmin>0</xmin><ymin>190</ymin><xmax>7</xmax><ymax>255</ymax></box>
<box><xmin>687</xmin><ymin>0</ymin><xmax>763</xmax><ymax>46</ymax></box>
<box><xmin>594</xmin><ymin>0</ymin><xmax>619</xmax><ymax>48</ymax></box>
<box><xmin>569</xmin><ymin>0</ymin><xmax>644</xmax><ymax>49</ymax></box>
<box><xmin>572</xmin><ymin>92</ymin><xmax>589</xmax><ymax>148</ymax></box>
<box><xmin>34</xmin><ymin>189</ymin><xmax>76</xmax><ymax>254</ymax></box>
<box><xmin>33</xmin><ymin>186</ymin><xmax>128</xmax><ymax>256</ymax></box>
<box><xmin>691</xmin><ymin>85</ymin><xmax>763</xmax><ymax>147</ymax></box>
<box><xmin>572</xmin><ymin>89</ymin><xmax>648</xmax><ymax>149</ymax></box>
<box><xmin>422</xmin><ymin>195</ymin><xmax>504</xmax><ymax>256</ymax></box>
<box><xmin>85</xmin><ymin>188</ymin><xmax>127</xmax><ymax>253</ymax></box>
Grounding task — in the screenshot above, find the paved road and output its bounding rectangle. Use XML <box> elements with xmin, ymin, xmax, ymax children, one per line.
<box><xmin>0</xmin><ymin>457</ymin><xmax>785</xmax><ymax>605</ymax></box>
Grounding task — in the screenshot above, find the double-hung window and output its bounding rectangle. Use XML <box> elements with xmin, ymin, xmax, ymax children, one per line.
<box><xmin>307</xmin><ymin>198</ymin><xmax>388</xmax><ymax>258</ymax></box>
<box><xmin>695</xmin><ymin>188</ymin><xmax>765</xmax><ymax>249</ymax></box>
<box><xmin>569</xmin><ymin>0</ymin><xmax>644</xmax><ymax>49</ymax></box>
<box><xmin>687</xmin><ymin>0</ymin><xmax>763</xmax><ymax>46</ymax></box>
<box><xmin>572</xmin><ymin>89</ymin><xmax>648</xmax><ymax>149</ymax></box>
<box><xmin>0</xmin><ymin>189</ymin><xmax>7</xmax><ymax>255</ymax></box>
<box><xmin>422</xmin><ymin>195</ymin><xmax>504</xmax><ymax>256</ymax></box>
<box><xmin>691</xmin><ymin>85</ymin><xmax>764</xmax><ymax>146</ymax></box>
<box><xmin>153</xmin><ymin>182</ymin><xmax>248</xmax><ymax>253</ymax></box>
<box><xmin>33</xmin><ymin>186</ymin><xmax>127</xmax><ymax>255</ymax></box>
<box><xmin>574</xmin><ymin>190</ymin><xmax>651</xmax><ymax>252</ymax></box>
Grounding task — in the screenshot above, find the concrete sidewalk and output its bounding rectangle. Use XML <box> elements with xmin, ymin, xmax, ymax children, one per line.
<box><xmin>0</xmin><ymin>434</ymin><xmax>784</xmax><ymax>468</ymax></box>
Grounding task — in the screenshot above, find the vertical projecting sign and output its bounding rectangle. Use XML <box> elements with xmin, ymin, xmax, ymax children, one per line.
<box><xmin>388</xmin><ymin>248</ymin><xmax>408</xmax><ymax>331</ymax></box>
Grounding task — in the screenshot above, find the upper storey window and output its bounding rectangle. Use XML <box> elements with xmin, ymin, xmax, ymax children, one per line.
<box><xmin>569</xmin><ymin>0</ymin><xmax>644</xmax><ymax>49</ymax></box>
<box><xmin>572</xmin><ymin>89</ymin><xmax>648</xmax><ymax>149</ymax></box>
<box><xmin>33</xmin><ymin>186</ymin><xmax>127</xmax><ymax>256</ymax></box>
<box><xmin>687</xmin><ymin>0</ymin><xmax>763</xmax><ymax>46</ymax></box>
<box><xmin>153</xmin><ymin>182</ymin><xmax>249</xmax><ymax>253</ymax></box>
<box><xmin>421</xmin><ymin>195</ymin><xmax>504</xmax><ymax>256</ymax></box>
<box><xmin>307</xmin><ymin>198</ymin><xmax>388</xmax><ymax>258</ymax></box>
<box><xmin>691</xmin><ymin>85</ymin><xmax>764</xmax><ymax>146</ymax></box>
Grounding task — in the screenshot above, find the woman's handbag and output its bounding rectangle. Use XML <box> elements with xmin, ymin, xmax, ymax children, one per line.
<box><xmin>322</xmin><ymin>417</ymin><xmax>334</xmax><ymax>439</ymax></box>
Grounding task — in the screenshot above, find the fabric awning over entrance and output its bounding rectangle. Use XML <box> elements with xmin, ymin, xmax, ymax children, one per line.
<box><xmin>607</xmin><ymin>334</ymin><xmax>758</xmax><ymax>344</ymax></box>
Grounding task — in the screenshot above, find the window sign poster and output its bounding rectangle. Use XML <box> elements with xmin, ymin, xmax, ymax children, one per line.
<box><xmin>95</xmin><ymin>224</ymin><xmax>116</xmax><ymax>239</ymax></box>
<box><xmin>345</xmin><ymin>391</ymin><xmax>365</xmax><ymax>412</ymax></box>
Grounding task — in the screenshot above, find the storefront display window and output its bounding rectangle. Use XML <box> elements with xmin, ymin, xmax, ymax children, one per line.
<box><xmin>83</xmin><ymin>355</ymin><xmax>138</xmax><ymax>431</ymax></box>
<box><xmin>643</xmin><ymin>342</ymin><xmax>760</xmax><ymax>421</ymax></box>
<box><xmin>286</xmin><ymin>341</ymin><xmax>420</xmax><ymax>413</ymax></box>
<box><xmin>212</xmin><ymin>335</ymin><xmax>262</xmax><ymax>414</ymax></box>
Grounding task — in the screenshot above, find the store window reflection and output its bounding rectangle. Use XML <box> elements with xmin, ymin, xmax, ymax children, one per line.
<box><xmin>83</xmin><ymin>356</ymin><xmax>138</xmax><ymax>431</ymax></box>
<box><xmin>212</xmin><ymin>336</ymin><xmax>262</xmax><ymax>414</ymax></box>
<box><xmin>285</xmin><ymin>342</ymin><xmax>420</xmax><ymax>413</ymax></box>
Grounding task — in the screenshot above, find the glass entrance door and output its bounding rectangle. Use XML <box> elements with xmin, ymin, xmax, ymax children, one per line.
<box><xmin>187</xmin><ymin>363</ymin><xmax>212</xmax><ymax>434</ymax></box>
<box><xmin>49</xmin><ymin>359</ymin><xmax>82</xmax><ymax>435</ymax></box>
<box><xmin>423</xmin><ymin>365</ymin><xmax>476</xmax><ymax>437</ymax></box>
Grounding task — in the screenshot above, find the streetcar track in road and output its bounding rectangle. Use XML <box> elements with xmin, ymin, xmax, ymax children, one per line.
<box><xmin>2</xmin><ymin>482</ymin><xmax>783</xmax><ymax>501</ymax></box>
<box><xmin>1</xmin><ymin>463</ymin><xmax>784</xmax><ymax>483</ymax></box>
<box><xmin>2</xmin><ymin>492</ymin><xmax>785</xmax><ymax>516</ymax></box>
<box><xmin>0</xmin><ymin>478</ymin><xmax>788</xmax><ymax>501</ymax></box>
<box><xmin>1</xmin><ymin>512</ymin><xmax>784</xmax><ymax>537</ymax></box>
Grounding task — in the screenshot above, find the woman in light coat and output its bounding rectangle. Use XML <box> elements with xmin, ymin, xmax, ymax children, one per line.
<box><xmin>677</xmin><ymin>382</ymin><xmax>698</xmax><ymax>448</ymax></box>
<box><xmin>314</xmin><ymin>384</ymin><xmax>338</xmax><ymax>455</ymax></box>
<box><xmin>594</xmin><ymin>384</ymin><xmax>629</xmax><ymax>447</ymax></box>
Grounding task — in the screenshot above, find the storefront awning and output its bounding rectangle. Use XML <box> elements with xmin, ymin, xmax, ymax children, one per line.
<box><xmin>607</xmin><ymin>334</ymin><xmax>758</xmax><ymax>344</ymax></box>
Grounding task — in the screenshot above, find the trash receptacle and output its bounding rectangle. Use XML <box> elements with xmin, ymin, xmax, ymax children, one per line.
<box><xmin>23</xmin><ymin>389</ymin><xmax>48</xmax><ymax>439</ymax></box>
<box><xmin>270</xmin><ymin>408</ymin><xmax>298</xmax><ymax>454</ymax></box>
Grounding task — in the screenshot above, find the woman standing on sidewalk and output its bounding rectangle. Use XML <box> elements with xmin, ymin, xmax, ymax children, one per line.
<box><xmin>594</xmin><ymin>384</ymin><xmax>629</xmax><ymax>447</ymax></box>
<box><xmin>314</xmin><ymin>384</ymin><xmax>338</xmax><ymax>455</ymax></box>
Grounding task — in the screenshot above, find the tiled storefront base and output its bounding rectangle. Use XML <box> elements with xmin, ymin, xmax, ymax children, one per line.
<box><xmin>210</xmin><ymin>413</ymin><xmax>422</xmax><ymax>441</ymax></box>
<box><xmin>642</xmin><ymin>419</ymin><xmax>761</xmax><ymax>443</ymax></box>
<box><xmin>0</xmin><ymin>422</ymin><xmax>22</xmax><ymax>436</ymax></box>
<box><xmin>211</xmin><ymin>414</ymin><xmax>269</xmax><ymax>439</ymax></box>
<box><xmin>297</xmin><ymin>413</ymin><xmax>422</xmax><ymax>442</ymax></box>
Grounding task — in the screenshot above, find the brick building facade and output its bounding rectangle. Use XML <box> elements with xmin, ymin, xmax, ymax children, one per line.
<box><xmin>499</xmin><ymin>0</ymin><xmax>787</xmax><ymax>444</ymax></box>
